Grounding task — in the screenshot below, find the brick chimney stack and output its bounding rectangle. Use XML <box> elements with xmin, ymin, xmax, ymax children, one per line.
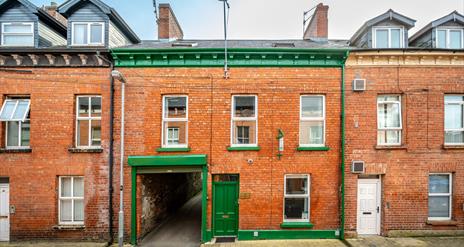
<box><xmin>43</xmin><ymin>1</ymin><xmax>68</xmax><ymax>26</ymax></box>
<box><xmin>158</xmin><ymin>4</ymin><xmax>184</xmax><ymax>41</ymax></box>
<box><xmin>303</xmin><ymin>3</ymin><xmax>328</xmax><ymax>42</ymax></box>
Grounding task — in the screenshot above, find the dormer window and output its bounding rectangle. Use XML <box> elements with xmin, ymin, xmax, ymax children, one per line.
<box><xmin>72</xmin><ymin>22</ymin><xmax>104</xmax><ymax>46</ymax></box>
<box><xmin>1</xmin><ymin>22</ymin><xmax>34</xmax><ymax>46</ymax></box>
<box><xmin>436</xmin><ymin>28</ymin><xmax>463</xmax><ymax>49</ymax></box>
<box><xmin>373</xmin><ymin>27</ymin><xmax>403</xmax><ymax>48</ymax></box>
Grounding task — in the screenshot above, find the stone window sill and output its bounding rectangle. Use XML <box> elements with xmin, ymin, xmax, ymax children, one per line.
<box><xmin>375</xmin><ymin>145</ymin><xmax>407</xmax><ymax>150</ymax></box>
<box><xmin>156</xmin><ymin>147</ymin><xmax>191</xmax><ymax>152</ymax></box>
<box><xmin>297</xmin><ymin>146</ymin><xmax>330</xmax><ymax>151</ymax></box>
<box><xmin>0</xmin><ymin>148</ymin><xmax>32</xmax><ymax>153</ymax></box>
<box><xmin>280</xmin><ymin>222</ymin><xmax>314</xmax><ymax>229</ymax></box>
<box><xmin>53</xmin><ymin>225</ymin><xmax>85</xmax><ymax>230</ymax></box>
<box><xmin>442</xmin><ymin>145</ymin><xmax>464</xmax><ymax>150</ymax></box>
<box><xmin>227</xmin><ymin>146</ymin><xmax>261</xmax><ymax>151</ymax></box>
<box><xmin>68</xmin><ymin>147</ymin><xmax>103</xmax><ymax>153</ymax></box>
<box><xmin>426</xmin><ymin>220</ymin><xmax>458</xmax><ymax>226</ymax></box>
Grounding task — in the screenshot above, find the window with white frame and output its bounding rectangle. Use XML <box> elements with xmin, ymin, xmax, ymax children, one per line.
<box><xmin>72</xmin><ymin>22</ymin><xmax>104</xmax><ymax>46</ymax></box>
<box><xmin>444</xmin><ymin>95</ymin><xmax>464</xmax><ymax>145</ymax></box>
<box><xmin>428</xmin><ymin>173</ymin><xmax>452</xmax><ymax>220</ymax></box>
<box><xmin>377</xmin><ymin>95</ymin><xmax>402</xmax><ymax>145</ymax></box>
<box><xmin>59</xmin><ymin>176</ymin><xmax>84</xmax><ymax>225</ymax></box>
<box><xmin>1</xmin><ymin>22</ymin><xmax>34</xmax><ymax>46</ymax></box>
<box><xmin>162</xmin><ymin>96</ymin><xmax>188</xmax><ymax>147</ymax></box>
<box><xmin>284</xmin><ymin>174</ymin><xmax>310</xmax><ymax>222</ymax></box>
<box><xmin>300</xmin><ymin>95</ymin><xmax>325</xmax><ymax>146</ymax></box>
<box><xmin>373</xmin><ymin>27</ymin><xmax>403</xmax><ymax>48</ymax></box>
<box><xmin>436</xmin><ymin>28</ymin><xmax>463</xmax><ymax>49</ymax></box>
<box><xmin>0</xmin><ymin>97</ymin><xmax>31</xmax><ymax>148</ymax></box>
<box><xmin>76</xmin><ymin>96</ymin><xmax>101</xmax><ymax>148</ymax></box>
<box><xmin>231</xmin><ymin>95</ymin><xmax>257</xmax><ymax>146</ymax></box>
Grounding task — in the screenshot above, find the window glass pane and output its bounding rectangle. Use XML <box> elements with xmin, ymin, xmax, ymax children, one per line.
<box><xmin>377</xmin><ymin>130</ymin><xmax>400</xmax><ymax>144</ymax></box>
<box><xmin>90</xmin><ymin>24</ymin><xmax>103</xmax><ymax>44</ymax></box>
<box><xmin>6</xmin><ymin>122</ymin><xmax>19</xmax><ymax>147</ymax></box>
<box><xmin>77</xmin><ymin>120</ymin><xmax>89</xmax><ymax>146</ymax></box>
<box><xmin>0</xmin><ymin>100</ymin><xmax>16</xmax><ymax>120</ymax></box>
<box><xmin>429</xmin><ymin>196</ymin><xmax>450</xmax><ymax>218</ymax></box>
<box><xmin>445</xmin><ymin>131</ymin><xmax>464</xmax><ymax>144</ymax></box>
<box><xmin>300</xmin><ymin>121</ymin><xmax>324</xmax><ymax>145</ymax></box>
<box><xmin>91</xmin><ymin>120</ymin><xmax>101</xmax><ymax>146</ymax></box>
<box><xmin>163</xmin><ymin>121</ymin><xmax>187</xmax><ymax>146</ymax></box>
<box><xmin>301</xmin><ymin>96</ymin><xmax>323</xmax><ymax>118</ymax></box>
<box><xmin>4</xmin><ymin>24</ymin><xmax>31</xmax><ymax>33</ymax></box>
<box><xmin>73</xmin><ymin>177</ymin><xmax>84</xmax><ymax>197</ymax></box>
<box><xmin>73</xmin><ymin>24</ymin><xmax>87</xmax><ymax>45</ymax></box>
<box><xmin>390</xmin><ymin>29</ymin><xmax>401</xmax><ymax>48</ymax></box>
<box><xmin>3</xmin><ymin>35</ymin><xmax>33</xmax><ymax>46</ymax></box>
<box><xmin>12</xmin><ymin>100</ymin><xmax>29</xmax><ymax>120</ymax></box>
<box><xmin>445</xmin><ymin>95</ymin><xmax>464</xmax><ymax>102</ymax></box>
<box><xmin>232</xmin><ymin>121</ymin><xmax>256</xmax><ymax>144</ymax></box>
<box><xmin>375</xmin><ymin>29</ymin><xmax>388</xmax><ymax>48</ymax></box>
<box><xmin>60</xmin><ymin>200</ymin><xmax>72</xmax><ymax>222</ymax></box>
<box><xmin>61</xmin><ymin>177</ymin><xmax>72</xmax><ymax>197</ymax></box>
<box><xmin>165</xmin><ymin>97</ymin><xmax>187</xmax><ymax>118</ymax></box>
<box><xmin>286</xmin><ymin>177</ymin><xmax>307</xmax><ymax>195</ymax></box>
<box><xmin>284</xmin><ymin>198</ymin><xmax>308</xmax><ymax>220</ymax></box>
<box><xmin>429</xmin><ymin>175</ymin><xmax>450</xmax><ymax>193</ymax></box>
<box><xmin>21</xmin><ymin>121</ymin><xmax>30</xmax><ymax>146</ymax></box>
<box><xmin>445</xmin><ymin>104</ymin><xmax>463</xmax><ymax>129</ymax></box>
<box><xmin>74</xmin><ymin>200</ymin><xmax>84</xmax><ymax>221</ymax></box>
<box><xmin>449</xmin><ymin>30</ymin><xmax>462</xmax><ymax>49</ymax></box>
<box><xmin>437</xmin><ymin>30</ymin><xmax>447</xmax><ymax>48</ymax></box>
<box><xmin>378</xmin><ymin>103</ymin><xmax>400</xmax><ymax>128</ymax></box>
<box><xmin>234</xmin><ymin>96</ymin><xmax>255</xmax><ymax>117</ymax></box>
<box><xmin>90</xmin><ymin>97</ymin><xmax>101</xmax><ymax>117</ymax></box>
<box><xmin>78</xmin><ymin>97</ymin><xmax>90</xmax><ymax>117</ymax></box>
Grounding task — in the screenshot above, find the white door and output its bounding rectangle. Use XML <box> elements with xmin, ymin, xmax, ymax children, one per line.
<box><xmin>0</xmin><ymin>184</ymin><xmax>9</xmax><ymax>241</ymax></box>
<box><xmin>357</xmin><ymin>179</ymin><xmax>380</xmax><ymax>235</ymax></box>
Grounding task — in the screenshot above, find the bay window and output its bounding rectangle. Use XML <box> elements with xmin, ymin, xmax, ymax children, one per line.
<box><xmin>377</xmin><ymin>95</ymin><xmax>402</xmax><ymax>145</ymax></box>
<box><xmin>231</xmin><ymin>95</ymin><xmax>257</xmax><ymax>146</ymax></box>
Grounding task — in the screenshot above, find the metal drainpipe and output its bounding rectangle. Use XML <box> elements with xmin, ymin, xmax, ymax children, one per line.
<box><xmin>340</xmin><ymin>53</ymin><xmax>348</xmax><ymax>239</ymax></box>
<box><xmin>108</xmin><ymin>62</ymin><xmax>115</xmax><ymax>244</ymax></box>
<box><xmin>118</xmin><ymin>75</ymin><xmax>126</xmax><ymax>247</ymax></box>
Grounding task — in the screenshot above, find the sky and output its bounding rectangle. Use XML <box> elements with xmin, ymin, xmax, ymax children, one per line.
<box><xmin>31</xmin><ymin>0</ymin><xmax>464</xmax><ymax>40</ymax></box>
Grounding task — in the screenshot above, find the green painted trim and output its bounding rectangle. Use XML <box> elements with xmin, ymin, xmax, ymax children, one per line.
<box><xmin>128</xmin><ymin>154</ymin><xmax>207</xmax><ymax>167</ymax></box>
<box><xmin>130</xmin><ymin>167</ymin><xmax>137</xmax><ymax>245</ymax></box>
<box><xmin>296</xmin><ymin>146</ymin><xmax>330</xmax><ymax>151</ymax></box>
<box><xmin>280</xmin><ymin>222</ymin><xmax>314</xmax><ymax>229</ymax></box>
<box><xmin>204</xmin><ymin>230</ymin><xmax>213</xmax><ymax>242</ymax></box>
<box><xmin>201</xmin><ymin>166</ymin><xmax>208</xmax><ymax>243</ymax></box>
<box><xmin>156</xmin><ymin>147</ymin><xmax>191</xmax><ymax>152</ymax></box>
<box><xmin>237</xmin><ymin>229</ymin><xmax>338</xmax><ymax>240</ymax></box>
<box><xmin>227</xmin><ymin>146</ymin><xmax>261</xmax><ymax>151</ymax></box>
<box><xmin>111</xmin><ymin>47</ymin><xmax>349</xmax><ymax>68</ymax></box>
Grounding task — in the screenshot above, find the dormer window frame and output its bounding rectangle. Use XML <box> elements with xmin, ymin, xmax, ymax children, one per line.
<box><xmin>436</xmin><ymin>27</ymin><xmax>464</xmax><ymax>49</ymax></box>
<box><xmin>71</xmin><ymin>22</ymin><xmax>105</xmax><ymax>46</ymax></box>
<box><xmin>1</xmin><ymin>22</ymin><xmax>34</xmax><ymax>47</ymax></box>
<box><xmin>372</xmin><ymin>26</ymin><xmax>405</xmax><ymax>49</ymax></box>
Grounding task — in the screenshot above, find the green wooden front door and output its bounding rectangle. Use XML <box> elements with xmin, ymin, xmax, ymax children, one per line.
<box><xmin>212</xmin><ymin>175</ymin><xmax>239</xmax><ymax>236</ymax></box>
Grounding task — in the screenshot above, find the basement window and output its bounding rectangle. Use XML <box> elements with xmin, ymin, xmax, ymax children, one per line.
<box><xmin>231</xmin><ymin>95</ymin><xmax>258</xmax><ymax>147</ymax></box>
<box><xmin>59</xmin><ymin>176</ymin><xmax>84</xmax><ymax>225</ymax></box>
<box><xmin>444</xmin><ymin>95</ymin><xmax>464</xmax><ymax>145</ymax></box>
<box><xmin>162</xmin><ymin>95</ymin><xmax>188</xmax><ymax>148</ymax></box>
<box><xmin>0</xmin><ymin>97</ymin><xmax>31</xmax><ymax>149</ymax></box>
<box><xmin>284</xmin><ymin>174</ymin><xmax>310</xmax><ymax>222</ymax></box>
<box><xmin>428</xmin><ymin>173</ymin><xmax>452</xmax><ymax>220</ymax></box>
<box><xmin>76</xmin><ymin>96</ymin><xmax>102</xmax><ymax>148</ymax></box>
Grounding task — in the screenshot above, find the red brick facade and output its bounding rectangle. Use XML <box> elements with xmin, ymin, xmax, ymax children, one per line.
<box><xmin>344</xmin><ymin>53</ymin><xmax>464</xmax><ymax>236</ymax></box>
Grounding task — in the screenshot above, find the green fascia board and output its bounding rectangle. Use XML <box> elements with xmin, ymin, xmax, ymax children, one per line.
<box><xmin>237</xmin><ymin>229</ymin><xmax>338</xmax><ymax>240</ymax></box>
<box><xmin>227</xmin><ymin>146</ymin><xmax>261</xmax><ymax>151</ymax></box>
<box><xmin>280</xmin><ymin>222</ymin><xmax>314</xmax><ymax>229</ymax></box>
<box><xmin>128</xmin><ymin>154</ymin><xmax>207</xmax><ymax>167</ymax></box>
<box><xmin>156</xmin><ymin>147</ymin><xmax>191</xmax><ymax>152</ymax></box>
<box><xmin>297</xmin><ymin>146</ymin><xmax>330</xmax><ymax>151</ymax></box>
<box><xmin>111</xmin><ymin>48</ymin><xmax>349</xmax><ymax>68</ymax></box>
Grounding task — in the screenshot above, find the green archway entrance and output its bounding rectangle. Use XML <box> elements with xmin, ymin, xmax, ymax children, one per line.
<box><xmin>128</xmin><ymin>154</ymin><xmax>208</xmax><ymax>245</ymax></box>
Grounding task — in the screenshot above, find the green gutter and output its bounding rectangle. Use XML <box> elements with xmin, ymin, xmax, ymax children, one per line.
<box><xmin>340</xmin><ymin>51</ymin><xmax>349</xmax><ymax>239</ymax></box>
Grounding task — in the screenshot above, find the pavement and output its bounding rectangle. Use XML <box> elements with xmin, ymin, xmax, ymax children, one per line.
<box><xmin>139</xmin><ymin>193</ymin><xmax>202</xmax><ymax>247</ymax></box>
<box><xmin>202</xmin><ymin>239</ymin><xmax>346</xmax><ymax>247</ymax></box>
<box><xmin>0</xmin><ymin>242</ymin><xmax>107</xmax><ymax>247</ymax></box>
<box><xmin>345</xmin><ymin>236</ymin><xmax>464</xmax><ymax>247</ymax></box>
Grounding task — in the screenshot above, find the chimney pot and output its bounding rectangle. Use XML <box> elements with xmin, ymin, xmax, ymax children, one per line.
<box><xmin>158</xmin><ymin>4</ymin><xmax>184</xmax><ymax>41</ymax></box>
<box><xmin>303</xmin><ymin>3</ymin><xmax>329</xmax><ymax>42</ymax></box>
